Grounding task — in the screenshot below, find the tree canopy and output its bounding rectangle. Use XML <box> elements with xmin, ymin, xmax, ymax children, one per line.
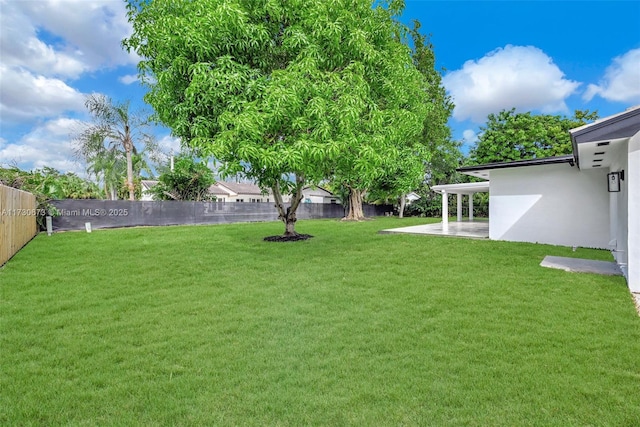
<box><xmin>468</xmin><ymin>109</ymin><xmax>599</xmax><ymax>165</ymax></box>
<box><xmin>124</xmin><ymin>0</ymin><xmax>431</xmax><ymax>235</ymax></box>
<box><xmin>74</xmin><ymin>94</ymin><xmax>158</xmax><ymax>200</ymax></box>
<box><xmin>366</xmin><ymin>20</ymin><xmax>457</xmax><ymax>218</ymax></box>
<box><xmin>150</xmin><ymin>155</ymin><xmax>215</xmax><ymax>201</ymax></box>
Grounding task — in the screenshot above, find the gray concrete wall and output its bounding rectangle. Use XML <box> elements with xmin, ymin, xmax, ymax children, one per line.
<box><xmin>50</xmin><ymin>200</ymin><xmax>392</xmax><ymax>231</ymax></box>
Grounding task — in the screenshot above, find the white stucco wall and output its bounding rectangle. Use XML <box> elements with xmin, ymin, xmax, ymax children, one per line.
<box><xmin>627</xmin><ymin>132</ymin><xmax>639</xmax><ymax>292</ymax></box>
<box><xmin>489</xmin><ymin>163</ymin><xmax>610</xmax><ymax>249</ymax></box>
<box><xmin>304</xmin><ymin>195</ymin><xmax>326</xmax><ymax>203</ymax></box>
<box><xmin>608</xmin><ymin>141</ymin><xmax>629</xmax><ymax>272</ymax></box>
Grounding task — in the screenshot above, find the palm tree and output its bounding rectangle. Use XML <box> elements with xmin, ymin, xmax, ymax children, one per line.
<box><xmin>74</xmin><ymin>94</ymin><xmax>156</xmax><ymax>200</ymax></box>
<box><xmin>86</xmin><ymin>146</ymin><xmax>126</xmax><ymax>200</ymax></box>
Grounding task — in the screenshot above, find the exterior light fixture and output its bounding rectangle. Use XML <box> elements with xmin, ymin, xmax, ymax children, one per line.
<box><xmin>608</xmin><ymin>171</ymin><xmax>622</xmax><ymax>192</ymax></box>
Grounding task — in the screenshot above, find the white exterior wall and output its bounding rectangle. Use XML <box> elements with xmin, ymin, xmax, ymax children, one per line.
<box><xmin>227</xmin><ymin>194</ymin><xmax>271</xmax><ymax>202</ymax></box>
<box><xmin>489</xmin><ymin>163</ymin><xmax>610</xmax><ymax>249</ymax></box>
<box><xmin>609</xmin><ymin>140</ymin><xmax>629</xmax><ymax>275</ymax></box>
<box><xmin>303</xmin><ymin>195</ymin><xmax>331</xmax><ymax>203</ymax></box>
<box><xmin>627</xmin><ymin>132</ymin><xmax>640</xmax><ymax>292</ymax></box>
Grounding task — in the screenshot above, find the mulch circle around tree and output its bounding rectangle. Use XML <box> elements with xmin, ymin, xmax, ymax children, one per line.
<box><xmin>263</xmin><ymin>234</ymin><xmax>314</xmax><ymax>242</ymax></box>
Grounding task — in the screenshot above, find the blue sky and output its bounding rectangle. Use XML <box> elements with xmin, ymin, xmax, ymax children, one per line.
<box><xmin>1</xmin><ymin>0</ymin><xmax>639</xmax><ymax>176</ymax></box>
<box><xmin>401</xmin><ymin>0</ymin><xmax>640</xmax><ymax>147</ymax></box>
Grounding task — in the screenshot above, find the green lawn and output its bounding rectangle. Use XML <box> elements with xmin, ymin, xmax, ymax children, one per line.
<box><xmin>2</xmin><ymin>217</ymin><xmax>639</xmax><ymax>426</ymax></box>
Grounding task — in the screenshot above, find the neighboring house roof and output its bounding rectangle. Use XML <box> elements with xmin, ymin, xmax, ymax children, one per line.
<box><xmin>208</xmin><ymin>184</ymin><xmax>232</xmax><ymax>196</ymax></box>
<box><xmin>211</xmin><ymin>182</ymin><xmax>267</xmax><ymax>196</ymax></box>
<box><xmin>145</xmin><ymin>180</ymin><xmax>337</xmax><ymax>200</ymax></box>
<box><xmin>212</xmin><ymin>182</ymin><xmax>337</xmax><ymax>198</ymax></box>
<box><xmin>457</xmin><ymin>155</ymin><xmax>575</xmax><ymax>180</ymax></box>
<box><xmin>302</xmin><ymin>186</ymin><xmax>334</xmax><ymax>197</ymax></box>
<box><xmin>141</xmin><ymin>180</ymin><xmax>159</xmax><ymax>191</ymax></box>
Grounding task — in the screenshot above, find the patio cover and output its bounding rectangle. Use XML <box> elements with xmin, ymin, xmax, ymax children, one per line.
<box><xmin>431</xmin><ymin>182</ymin><xmax>490</xmax><ymax>194</ymax></box>
<box><xmin>431</xmin><ymin>181</ymin><xmax>490</xmax><ymax>224</ymax></box>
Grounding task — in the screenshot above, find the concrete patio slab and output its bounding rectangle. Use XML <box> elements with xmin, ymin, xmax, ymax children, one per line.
<box><xmin>540</xmin><ymin>255</ymin><xmax>623</xmax><ymax>276</ymax></box>
<box><xmin>380</xmin><ymin>221</ymin><xmax>489</xmax><ymax>239</ymax></box>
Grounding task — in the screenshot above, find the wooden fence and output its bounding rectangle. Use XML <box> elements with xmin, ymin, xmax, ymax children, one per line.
<box><xmin>1</xmin><ymin>185</ymin><xmax>37</xmax><ymax>266</ymax></box>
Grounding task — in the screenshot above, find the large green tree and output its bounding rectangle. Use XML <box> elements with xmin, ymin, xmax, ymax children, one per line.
<box><xmin>409</xmin><ymin>20</ymin><xmax>461</xmax><ymax>188</ymax></box>
<box><xmin>460</xmin><ymin>109</ymin><xmax>598</xmax><ymax>218</ymax></box>
<box><xmin>323</xmin><ymin>15</ymin><xmax>431</xmax><ymax>221</ymax></box>
<box><xmin>367</xmin><ymin>19</ymin><xmax>457</xmax><ymax>218</ymax></box>
<box><xmin>124</xmin><ymin>0</ymin><xmax>429</xmax><ymax>235</ymax></box>
<box><xmin>74</xmin><ymin>94</ymin><xmax>157</xmax><ymax>201</ymax></box>
<box><xmin>365</xmin><ymin>150</ymin><xmax>426</xmax><ymax>218</ymax></box>
<box><xmin>468</xmin><ymin>109</ymin><xmax>599</xmax><ymax>165</ymax></box>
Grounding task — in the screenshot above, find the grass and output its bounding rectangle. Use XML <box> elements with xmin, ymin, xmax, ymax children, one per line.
<box><xmin>1</xmin><ymin>217</ymin><xmax>639</xmax><ymax>426</ymax></box>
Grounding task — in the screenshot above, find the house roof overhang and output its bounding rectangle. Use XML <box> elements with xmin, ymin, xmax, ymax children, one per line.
<box><xmin>302</xmin><ymin>186</ymin><xmax>334</xmax><ymax>197</ymax></box>
<box><xmin>456</xmin><ymin>155</ymin><xmax>575</xmax><ymax>180</ymax></box>
<box><xmin>431</xmin><ymin>181</ymin><xmax>490</xmax><ymax>195</ymax></box>
<box><xmin>433</xmin><ymin>106</ymin><xmax>639</xmax><ymax>194</ymax></box>
<box><xmin>570</xmin><ymin>105</ymin><xmax>640</xmax><ymax>170</ymax></box>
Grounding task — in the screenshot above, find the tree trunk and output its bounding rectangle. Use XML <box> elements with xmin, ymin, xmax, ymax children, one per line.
<box><xmin>102</xmin><ymin>175</ymin><xmax>110</xmax><ymax>200</ymax></box>
<box><xmin>272</xmin><ymin>174</ymin><xmax>305</xmax><ymax>236</ymax></box>
<box><xmin>343</xmin><ymin>188</ymin><xmax>365</xmax><ymax>221</ymax></box>
<box><xmin>398</xmin><ymin>193</ymin><xmax>406</xmax><ymax>218</ymax></box>
<box><xmin>284</xmin><ymin>215</ymin><xmax>297</xmax><ymax>236</ymax></box>
<box><xmin>125</xmin><ymin>131</ymin><xmax>135</xmax><ymax>201</ymax></box>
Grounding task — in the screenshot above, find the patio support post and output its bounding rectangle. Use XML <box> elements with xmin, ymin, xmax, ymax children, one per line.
<box><xmin>457</xmin><ymin>193</ymin><xmax>462</xmax><ymax>222</ymax></box>
<box><xmin>469</xmin><ymin>194</ymin><xmax>474</xmax><ymax>221</ymax></box>
<box><xmin>442</xmin><ymin>190</ymin><xmax>448</xmax><ymax>228</ymax></box>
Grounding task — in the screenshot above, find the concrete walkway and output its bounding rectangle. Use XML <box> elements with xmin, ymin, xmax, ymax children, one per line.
<box><xmin>540</xmin><ymin>255</ymin><xmax>623</xmax><ymax>276</ymax></box>
<box><xmin>380</xmin><ymin>221</ymin><xmax>489</xmax><ymax>239</ymax></box>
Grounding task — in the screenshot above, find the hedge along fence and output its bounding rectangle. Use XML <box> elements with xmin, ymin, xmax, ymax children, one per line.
<box><xmin>1</xmin><ymin>185</ymin><xmax>38</xmax><ymax>266</ymax></box>
<box><xmin>50</xmin><ymin>200</ymin><xmax>393</xmax><ymax>232</ymax></box>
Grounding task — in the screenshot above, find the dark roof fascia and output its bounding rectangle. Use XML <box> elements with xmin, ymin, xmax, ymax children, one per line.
<box><xmin>457</xmin><ymin>155</ymin><xmax>575</xmax><ymax>173</ymax></box>
<box><xmin>570</xmin><ymin>107</ymin><xmax>640</xmax><ymax>142</ymax></box>
<box><xmin>569</xmin><ymin>107</ymin><xmax>640</xmax><ymax>168</ymax></box>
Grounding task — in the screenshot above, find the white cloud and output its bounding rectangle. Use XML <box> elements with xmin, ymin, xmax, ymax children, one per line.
<box><xmin>443</xmin><ymin>45</ymin><xmax>580</xmax><ymax>123</ymax></box>
<box><xmin>0</xmin><ymin>16</ymin><xmax>88</xmax><ymax>79</ymax></box>
<box><xmin>462</xmin><ymin>129</ymin><xmax>478</xmax><ymax>145</ymax></box>
<box><xmin>583</xmin><ymin>48</ymin><xmax>640</xmax><ymax>103</ymax></box>
<box><xmin>0</xmin><ymin>118</ymin><xmax>86</xmax><ymax>175</ymax></box>
<box><xmin>119</xmin><ymin>74</ymin><xmax>139</xmax><ymax>85</ymax></box>
<box><xmin>0</xmin><ymin>0</ymin><xmax>137</xmax><ymax>78</ymax></box>
<box><xmin>0</xmin><ymin>65</ymin><xmax>86</xmax><ymax>124</ymax></box>
<box><xmin>0</xmin><ymin>0</ymin><xmax>138</xmax><ymax>125</ymax></box>
<box><xmin>157</xmin><ymin>135</ymin><xmax>182</xmax><ymax>156</ymax></box>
